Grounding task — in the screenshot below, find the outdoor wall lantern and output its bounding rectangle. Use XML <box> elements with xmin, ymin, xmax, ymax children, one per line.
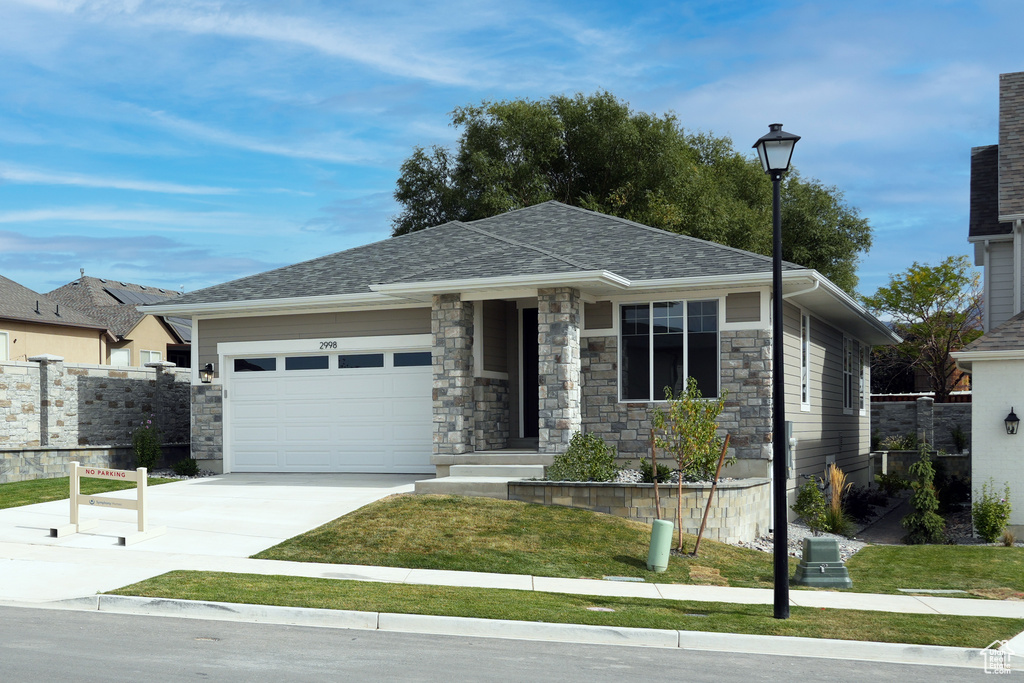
<box><xmin>753</xmin><ymin>123</ymin><xmax>800</xmax><ymax>621</ymax></box>
<box><xmin>199</xmin><ymin>363</ymin><xmax>215</xmax><ymax>384</ymax></box>
<box><xmin>1005</xmin><ymin>408</ymin><xmax>1020</xmax><ymax>435</ymax></box>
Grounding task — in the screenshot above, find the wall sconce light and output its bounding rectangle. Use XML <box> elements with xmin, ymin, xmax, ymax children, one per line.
<box><xmin>199</xmin><ymin>363</ymin><xmax>215</xmax><ymax>384</ymax></box>
<box><xmin>1006</xmin><ymin>408</ymin><xmax>1020</xmax><ymax>435</ymax></box>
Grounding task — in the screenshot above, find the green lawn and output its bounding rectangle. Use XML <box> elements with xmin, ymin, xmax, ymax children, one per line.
<box><xmin>846</xmin><ymin>545</ymin><xmax>1024</xmax><ymax>597</ymax></box>
<box><xmin>108</xmin><ymin>570</ymin><xmax>1023</xmax><ymax>648</ymax></box>
<box><xmin>253</xmin><ymin>494</ymin><xmax>798</xmax><ymax>588</ymax></box>
<box><xmin>0</xmin><ymin>475</ymin><xmax>177</xmax><ymax>509</ymax></box>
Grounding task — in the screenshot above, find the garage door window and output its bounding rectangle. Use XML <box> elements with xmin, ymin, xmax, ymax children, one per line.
<box><xmin>235</xmin><ymin>357</ymin><xmax>276</xmax><ymax>372</ymax></box>
<box><xmin>286</xmin><ymin>355</ymin><xmax>329</xmax><ymax>371</ymax></box>
<box><xmin>338</xmin><ymin>353</ymin><xmax>384</xmax><ymax>369</ymax></box>
<box><xmin>394</xmin><ymin>351</ymin><xmax>431</xmax><ymax>367</ymax></box>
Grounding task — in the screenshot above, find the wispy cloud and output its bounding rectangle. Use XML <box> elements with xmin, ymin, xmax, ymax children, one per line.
<box><xmin>0</xmin><ymin>163</ymin><xmax>236</xmax><ymax>194</ymax></box>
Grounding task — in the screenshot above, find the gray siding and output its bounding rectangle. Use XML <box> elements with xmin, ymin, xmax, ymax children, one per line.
<box><xmin>198</xmin><ymin>308</ymin><xmax>431</xmax><ymax>370</ymax></box>
<box><xmin>726</xmin><ymin>292</ymin><xmax>761</xmax><ymax>323</ymax></box>
<box><xmin>782</xmin><ymin>302</ymin><xmax>871</xmax><ymax>488</ymax></box>
<box><xmin>989</xmin><ymin>240</ymin><xmax>1015</xmax><ymax>328</ymax></box>
<box><xmin>482</xmin><ymin>300</ymin><xmax>509</xmax><ymax>373</ymax></box>
<box><xmin>584</xmin><ymin>301</ymin><xmax>613</xmax><ymax>329</ymax></box>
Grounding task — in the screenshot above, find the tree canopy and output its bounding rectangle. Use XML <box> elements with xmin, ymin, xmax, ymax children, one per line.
<box><xmin>862</xmin><ymin>255</ymin><xmax>983</xmax><ymax>403</ymax></box>
<box><xmin>392</xmin><ymin>91</ymin><xmax>872</xmax><ymax>293</ymax></box>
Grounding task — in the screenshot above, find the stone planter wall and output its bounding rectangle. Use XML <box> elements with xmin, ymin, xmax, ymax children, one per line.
<box><xmin>872</xmin><ymin>450</ymin><xmax>970</xmax><ymax>480</ymax></box>
<box><xmin>508</xmin><ymin>478</ymin><xmax>770</xmax><ymax>544</ymax></box>
<box><xmin>871</xmin><ymin>397</ymin><xmax>971</xmax><ymax>455</ymax></box>
<box><xmin>0</xmin><ymin>443</ymin><xmax>190</xmax><ymax>484</ymax></box>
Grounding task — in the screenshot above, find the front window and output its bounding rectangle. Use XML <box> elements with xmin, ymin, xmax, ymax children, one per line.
<box><xmin>859</xmin><ymin>344</ymin><xmax>867</xmax><ymax>414</ymax></box>
<box><xmin>620</xmin><ymin>300</ymin><xmax>719</xmax><ymax>400</ymax></box>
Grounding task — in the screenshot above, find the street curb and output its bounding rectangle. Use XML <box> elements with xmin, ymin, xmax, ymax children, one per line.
<box><xmin>12</xmin><ymin>594</ymin><xmax>990</xmax><ymax>669</ymax></box>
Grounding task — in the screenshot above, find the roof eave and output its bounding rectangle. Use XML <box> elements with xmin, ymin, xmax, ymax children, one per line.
<box><xmin>140</xmin><ymin>291</ymin><xmax>407</xmax><ymax>317</ymax></box>
<box><xmin>368</xmin><ymin>270</ymin><xmax>632</xmax><ymax>300</ymax></box>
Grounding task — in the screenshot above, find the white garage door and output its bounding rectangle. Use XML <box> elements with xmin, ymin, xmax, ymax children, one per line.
<box><xmin>226</xmin><ymin>349</ymin><xmax>433</xmax><ymax>473</ymax></box>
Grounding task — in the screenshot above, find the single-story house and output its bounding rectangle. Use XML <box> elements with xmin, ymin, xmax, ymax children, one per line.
<box><xmin>952</xmin><ymin>310</ymin><xmax>1024</xmax><ymax>536</ymax></box>
<box><xmin>48</xmin><ymin>274</ymin><xmax>192</xmax><ymax>368</ymax></box>
<box><xmin>0</xmin><ymin>275</ymin><xmax>114</xmax><ymax>364</ymax></box>
<box><xmin>145</xmin><ymin>201</ymin><xmax>897</xmax><ymax>507</ymax></box>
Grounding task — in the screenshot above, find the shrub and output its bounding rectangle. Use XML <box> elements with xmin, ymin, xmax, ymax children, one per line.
<box><xmin>844</xmin><ymin>484</ymin><xmax>887</xmax><ymax>522</ymax></box>
<box><xmin>875</xmin><ymin>472</ymin><xmax>909</xmax><ymax>498</ymax></box>
<box><xmin>901</xmin><ymin>445</ymin><xmax>946</xmax><ymax>544</ymax></box>
<box><xmin>172</xmin><ymin>457</ymin><xmax>200</xmax><ymax>477</ymax></box>
<box><xmin>638</xmin><ymin>457</ymin><xmax>672</xmax><ymax>484</ymax></box>
<box><xmin>792</xmin><ymin>480</ymin><xmax>827</xmax><ymax>534</ymax></box>
<box><xmin>131</xmin><ymin>416</ymin><xmax>162</xmax><ymax>470</ymax></box>
<box><xmin>1002</xmin><ymin>530</ymin><xmax>1016</xmax><ymax>547</ymax></box>
<box><xmin>546</xmin><ymin>432</ymin><xmax>618</xmax><ymax>482</ymax></box>
<box><xmin>879</xmin><ymin>433</ymin><xmax>918</xmax><ymax>451</ymax></box>
<box><xmin>973</xmin><ymin>479</ymin><xmax>1012</xmax><ymax>543</ymax></box>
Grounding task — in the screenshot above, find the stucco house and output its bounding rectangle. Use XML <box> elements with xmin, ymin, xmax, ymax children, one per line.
<box><xmin>48</xmin><ymin>275</ymin><xmax>191</xmax><ymax>368</ymax></box>
<box><xmin>0</xmin><ymin>275</ymin><xmax>113</xmax><ymax>364</ymax></box>
<box><xmin>146</xmin><ymin>201</ymin><xmax>896</xmax><ymax>507</ymax></box>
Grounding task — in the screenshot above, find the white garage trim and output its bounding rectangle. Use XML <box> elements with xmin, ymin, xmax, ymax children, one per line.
<box><xmin>219</xmin><ymin>334</ymin><xmax>433</xmax><ymax>474</ymax></box>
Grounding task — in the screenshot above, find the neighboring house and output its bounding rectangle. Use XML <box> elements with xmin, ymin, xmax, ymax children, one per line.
<box><xmin>969</xmin><ymin>71</ymin><xmax>1024</xmax><ymax>332</ymax></box>
<box><xmin>0</xmin><ymin>275</ymin><xmax>113</xmax><ymax>363</ymax></box>
<box><xmin>146</xmin><ymin>201</ymin><xmax>897</xmax><ymax>510</ymax></box>
<box><xmin>951</xmin><ymin>312</ymin><xmax>1024</xmax><ymax>536</ymax></box>
<box><xmin>48</xmin><ymin>275</ymin><xmax>192</xmax><ymax>368</ymax></box>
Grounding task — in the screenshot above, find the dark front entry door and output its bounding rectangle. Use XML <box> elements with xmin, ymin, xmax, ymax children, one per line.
<box><xmin>521</xmin><ymin>308</ymin><xmax>539</xmax><ymax>438</ymax></box>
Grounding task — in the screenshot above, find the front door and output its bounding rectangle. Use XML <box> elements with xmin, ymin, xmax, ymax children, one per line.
<box><xmin>521</xmin><ymin>308</ymin><xmax>539</xmax><ymax>438</ymax></box>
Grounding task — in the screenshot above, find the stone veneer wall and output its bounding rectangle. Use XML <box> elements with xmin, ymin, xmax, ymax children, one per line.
<box><xmin>508</xmin><ymin>479</ymin><xmax>771</xmax><ymax>544</ymax></box>
<box><xmin>0</xmin><ymin>358</ymin><xmax>189</xmax><ymax>449</ymax></box>
<box><xmin>433</xmin><ymin>294</ymin><xmax>475</xmax><ymax>455</ymax></box>
<box><xmin>0</xmin><ymin>444</ymin><xmax>190</xmax><ymax>484</ymax></box>
<box><xmin>871</xmin><ymin>397</ymin><xmax>972</xmax><ymax>454</ymax></box>
<box><xmin>473</xmin><ymin>378</ymin><xmax>509</xmax><ymax>450</ymax></box>
<box><xmin>580</xmin><ymin>329</ymin><xmax>772</xmax><ymax>463</ymax></box>
<box><xmin>191</xmin><ymin>384</ymin><xmax>223</xmax><ymax>470</ymax></box>
<box><xmin>537</xmin><ymin>287</ymin><xmax>581</xmax><ymax>454</ymax></box>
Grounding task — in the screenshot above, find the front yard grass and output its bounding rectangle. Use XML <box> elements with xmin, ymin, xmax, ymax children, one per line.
<box><xmin>846</xmin><ymin>545</ymin><xmax>1024</xmax><ymax>597</ymax></box>
<box><xmin>0</xmin><ymin>476</ymin><xmax>177</xmax><ymax>510</ymax></box>
<box><xmin>108</xmin><ymin>570</ymin><xmax>1023</xmax><ymax>648</ymax></box>
<box><xmin>253</xmin><ymin>494</ymin><xmax>797</xmax><ymax>587</ymax></box>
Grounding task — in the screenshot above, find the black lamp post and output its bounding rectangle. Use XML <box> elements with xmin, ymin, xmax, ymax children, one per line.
<box><xmin>753</xmin><ymin>123</ymin><xmax>800</xmax><ymax>620</ymax></box>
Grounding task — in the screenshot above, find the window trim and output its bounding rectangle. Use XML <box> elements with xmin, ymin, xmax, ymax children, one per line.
<box><xmin>842</xmin><ymin>336</ymin><xmax>856</xmax><ymax>414</ymax></box>
<box><xmin>800</xmin><ymin>312</ymin><xmax>811</xmax><ymax>412</ymax></box>
<box><xmin>859</xmin><ymin>343</ymin><xmax>867</xmax><ymax>416</ymax></box>
<box><xmin>618</xmin><ymin>298</ymin><xmax>721</xmax><ymax>402</ymax></box>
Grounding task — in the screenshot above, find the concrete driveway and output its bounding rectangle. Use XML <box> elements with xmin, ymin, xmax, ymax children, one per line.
<box><xmin>0</xmin><ymin>473</ymin><xmax>419</xmax><ymax>603</ymax></box>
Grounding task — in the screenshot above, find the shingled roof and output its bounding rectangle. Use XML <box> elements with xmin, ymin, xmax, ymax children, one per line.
<box><xmin>162</xmin><ymin>201</ymin><xmax>804</xmax><ymax>306</ymax></box>
<box><xmin>969</xmin><ymin>145</ymin><xmax>1007</xmax><ymax>238</ymax></box>
<box><xmin>959</xmin><ymin>309</ymin><xmax>1024</xmax><ymax>354</ymax></box>
<box><xmin>0</xmin><ymin>275</ymin><xmax>107</xmax><ymax>331</ymax></box>
<box><xmin>48</xmin><ymin>275</ymin><xmax>187</xmax><ymax>340</ymax></box>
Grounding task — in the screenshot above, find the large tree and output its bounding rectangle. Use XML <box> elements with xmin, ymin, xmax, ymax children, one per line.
<box><xmin>862</xmin><ymin>255</ymin><xmax>983</xmax><ymax>403</ymax></box>
<box><xmin>392</xmin><ymin>92</ymin><xmax>872</xmax><ymax>293</ymax></box>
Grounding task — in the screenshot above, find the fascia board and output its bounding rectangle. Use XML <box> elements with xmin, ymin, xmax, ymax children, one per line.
<box><xmin>139</xmin><ymin>292</ymin><xmax>403</xmax><ymax>317</ymax></box>
<box><xmin>951</xmin><ymin>349</ymin><xmax>1024</xmax><ymax>362</ymax></box>
<box><xmin>968</xmin><ymin>233</ymin><xmax>1013</xmax><ymax>243</ymax></box>
<box><xmin>368</xmin><ymin>270</ymin><xmax>633</xmax><ymax>296</ymax></box>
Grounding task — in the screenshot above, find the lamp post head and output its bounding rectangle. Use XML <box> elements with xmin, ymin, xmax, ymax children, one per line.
<box><xmin>753</xmin><ymin>123</ymin><xmax>800</xmax><ymax>178</ymax></box>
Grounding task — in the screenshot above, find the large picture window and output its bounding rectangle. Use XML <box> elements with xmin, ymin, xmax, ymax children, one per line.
<box><xmin>620</xmin><ymin>300</ymin><xmax>719</xmax><ymax>400</ymax></box>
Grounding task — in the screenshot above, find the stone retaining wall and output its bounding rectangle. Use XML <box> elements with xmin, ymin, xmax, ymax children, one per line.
<box><xmin>872</xmin><ymin>450</ymin><xmax>970</xmax><ymax>480</ymax></box>
<box><xmin>871</xmin><ymin>397</ymin><xmax>971</xmax><ymax>454</ymax></box>
<box><xmin>0</xmin><ymin>443</ymin><xmax>190</xmax><ymax>483</ymax></box>
<box><xmin>508</xmin><ymin>478</ymin><xmax>770</xmax><ymax>544</ymax></box>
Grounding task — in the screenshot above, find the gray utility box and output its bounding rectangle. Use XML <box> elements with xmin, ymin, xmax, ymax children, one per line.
<box><xmin>792</xmin><ymin>537</ymin><xmax>852</xmax><ymax>589</ymax></box>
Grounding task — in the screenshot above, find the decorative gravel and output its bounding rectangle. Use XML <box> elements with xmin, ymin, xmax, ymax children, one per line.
<box><xmin>150</xmin><ymin>467</ymin><xmax>219</xmax><ymax>481</ymax></box>
<box><xmin>734</xmin><ymin>523</ymin><xmax>867</xmax><ymax>562</ymax></box>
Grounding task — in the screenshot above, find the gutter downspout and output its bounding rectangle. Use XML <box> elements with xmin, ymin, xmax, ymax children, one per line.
<box><xmin>781</xmin><ymin>278</ymin><xmax>820</xmax><ymax>300</ymax></box>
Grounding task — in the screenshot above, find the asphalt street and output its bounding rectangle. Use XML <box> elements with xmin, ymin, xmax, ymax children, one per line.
<box><xmin>0</xmin><ymin>606</ymin><xmax>997</xmax><ymax>682</ymax></box>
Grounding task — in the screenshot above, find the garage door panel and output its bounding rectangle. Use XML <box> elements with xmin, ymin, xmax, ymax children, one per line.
<box><xmin>227</xmin><ymin>354</ymin><xmax>432</xmax><ymax>474</ymax></box>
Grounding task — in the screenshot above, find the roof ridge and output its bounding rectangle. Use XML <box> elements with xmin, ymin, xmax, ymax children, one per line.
<box><xmin>461</xmin><ymin>211</ymin><xmax>594</xmax><ymax>271</ymax></box>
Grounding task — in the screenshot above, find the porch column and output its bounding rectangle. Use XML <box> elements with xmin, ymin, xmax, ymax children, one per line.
<box><xmin>432</xmin><ymin>294</ymin><xmax>475</xmax><ymax>455</ymax></box>
<box><xmin>537</xmin><ymin>287</ymin><xmax>581</xmax><ymax>454</ymax></box>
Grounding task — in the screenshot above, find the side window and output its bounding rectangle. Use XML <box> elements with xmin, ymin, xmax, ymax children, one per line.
<box><xmin>843</xmin><ymin>337</ymin><xmax>854</xmax><ymax>413</ymax></box>
<box><xmin>140</xmin><ymin>350</ymin><xmax>162</xmax><ymax>365</ymax></box>
<box><xmin>800</xmin><ymin>313</ymin><xmax>810</xmax><ymax>411</ymax></box>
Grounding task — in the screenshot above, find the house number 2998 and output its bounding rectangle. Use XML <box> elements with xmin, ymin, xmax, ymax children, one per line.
<box><xmin>320</xmin><ymin>341</ymin><xmax>337</xmax><ymax>349</ymax></box>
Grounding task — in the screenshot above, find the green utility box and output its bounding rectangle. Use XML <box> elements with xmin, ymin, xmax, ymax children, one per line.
<box><xmin>647</xmin><ymin>519</ymin><xmax>673</xmax><ymax>572</ymax></box>
<box><xmin>792</xmin><ymin>537</ymin><xmax>852</xmax><ymax>588</ymax></box>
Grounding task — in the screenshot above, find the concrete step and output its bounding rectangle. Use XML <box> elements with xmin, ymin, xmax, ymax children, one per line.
<box><xmin>431</xmin><ymin>450</ymin><xmax>553</xmax><ymax>467</ymax></box>
<box><xmin>449</xmin><ymin>464</ymin><xmax>544</xmax><ymax>478</ymax></box>
<box><xmin>414</xmin><ymin>476</ymin><xmax>516</xmax><ymax>500</ymax></box>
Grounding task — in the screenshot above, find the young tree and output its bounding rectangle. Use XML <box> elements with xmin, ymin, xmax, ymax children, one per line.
<box><xmin>652</xmin><ymin>378</ymin><xmax>729</xmax><ymax>551</ymax></box>
<box><xmin>392</xmin><ymin>92</ymin><xmax>872</xmax><ymax>293</ymax></box>
<box><xmin>862</xmin><ymin>255</ymin><xmax>982</xmax><ymax>402</ymax></box>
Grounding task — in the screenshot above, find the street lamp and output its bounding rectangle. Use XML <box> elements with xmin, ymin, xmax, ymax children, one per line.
<box><xmin>753</xmin><ymin>123</ymin><xmax>800</xmax><ymax>620</ymax></box>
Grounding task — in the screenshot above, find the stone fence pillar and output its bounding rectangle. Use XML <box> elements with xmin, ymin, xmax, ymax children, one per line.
<box><xmin>916</xmin><ymin>396</ymin><xmax>934</xmax><ymax>446</ymax></box>
<box><xmin>29</xmin><ymin>354</ymin><xmax>73</xmax><ymax>448</ymax></box>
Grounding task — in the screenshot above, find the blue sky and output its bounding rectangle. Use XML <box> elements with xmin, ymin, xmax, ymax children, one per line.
<box><xmin>0</xmin><ymin>0</ymin><xmax>1019</xmax><ymax>298</ymax></box>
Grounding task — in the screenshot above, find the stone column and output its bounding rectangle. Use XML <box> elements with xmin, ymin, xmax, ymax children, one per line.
<box><xmin>191</xmin><ymin>383</ymin><xmax>223</xmax><ymax>471</ymax></box>
<box><xmin>432</xmin><ymin>294</ymin><xmax>475</xmax><ymax>455</ymax></box>
<box><xmin>537</xmin><ymin>287</ymin><xmax>581</xmax><ymax>454</ymax></box>
<box><xmin>30</xmin><ymin>354</ymin><xmax>74</xmax><ymax>447</ymax></box>
<box><xmin>916</xmin><ymin>396</ymin><xmax>935</xmax><ymax>447</ymax></box>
